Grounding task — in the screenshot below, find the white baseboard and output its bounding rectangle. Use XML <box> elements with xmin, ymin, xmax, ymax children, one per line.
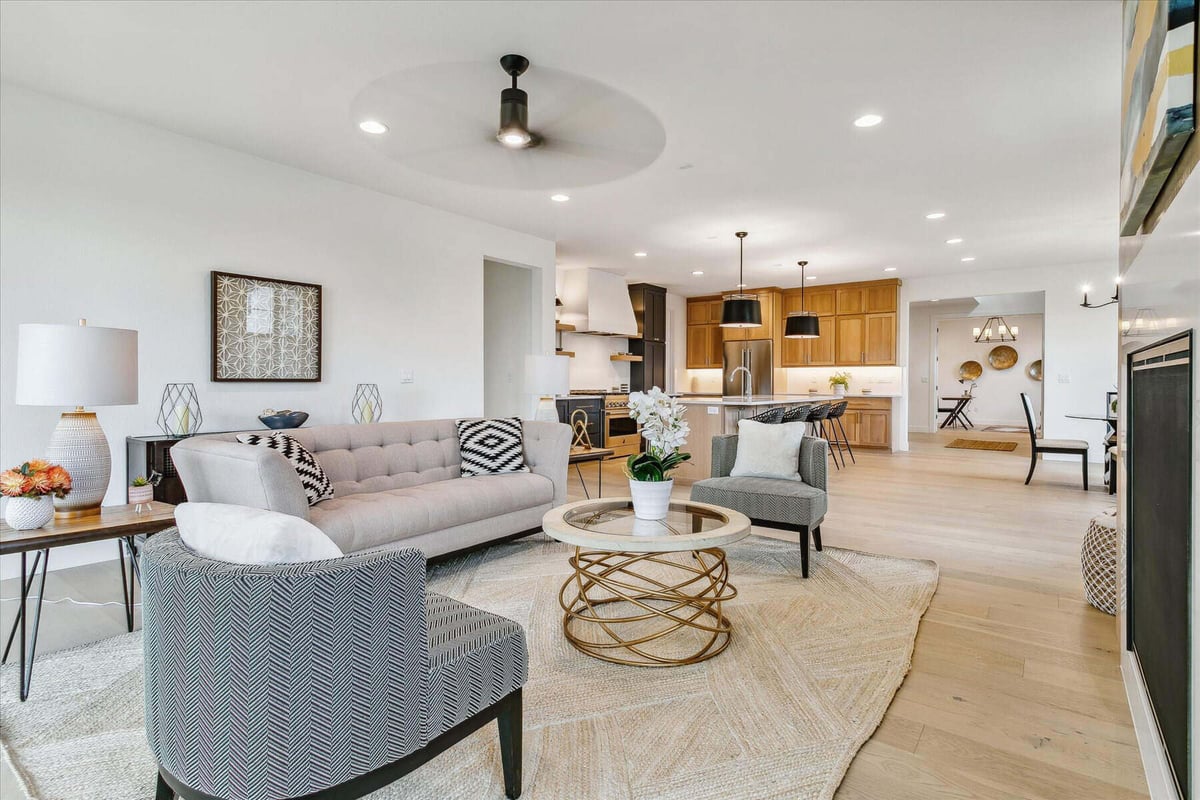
<box><xmin>1122</xmin><ymin>650</ymin><xmax>1183</xmax><ymax>799</ymax></box>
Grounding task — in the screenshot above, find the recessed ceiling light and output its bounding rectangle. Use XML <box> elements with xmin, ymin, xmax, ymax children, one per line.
<box><xmin>358</xmin><ymin>120</ymin><xmax>388</xmax><ymax>135</ymax></box>
<box><xmin>706</xmin><ymin>235</ymin><xmax>718</xmax><ymax>240</ymax></box>
<box><xmin>945</xmin><ymin>237</ymin><xmax>964</xmax><ymax>245</ymax></box>
<box><xmin>806</xmin><ymin>275</ymin><xmax>817</xmax><ymax>281</ymax></box>
<box><xmin>925</xmin><ymin>212</ymin><xmax>946</xmax><ymax>220</ymax></box>
<box><xmin>634</xmin><ymin>252</ymin><xmax>647</xmax><ymax>258</ymax></box>
<box><xmin>550</xmin><ymin>193</ymin><xmax>570</xmax><ymax>202</ymax></box>
<box><xmin>961</xmin><ymin>256</ymin><xmax>976</xmax><ymax>262</ymax></box>
<box><xmin>854</xmin><ymin>114</ymin><xmax>883</xmax><ymax>128</ymax></box>
<box><xmin>883</xmin><ymin>267</ymin><xmax>897</xmax><ymax>272</ymax></box>
<box><xmin>692</xmin><ymin>270</ymin><xmax>704</xmax><ymax>276</ymax></box>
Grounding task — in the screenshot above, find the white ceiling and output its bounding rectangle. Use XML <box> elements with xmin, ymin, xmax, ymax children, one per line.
<box><xmin>0</xmin><ymin>0</ymin><xmax>1122</xmax><ymax>295</ymax></box>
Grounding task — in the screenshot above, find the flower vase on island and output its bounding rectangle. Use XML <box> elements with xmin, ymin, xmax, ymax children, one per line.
<box><xmin>2</xmin><ymin>460</ymin><xmax>72</xmax><ymax>530</ymax></box>
<box><xmin>830</xmin><ymin>371</ymin><xmax>851</xmax><ymax>398</ymax></box>
<box><xmin>624</xmin><ymin>388</ymin><xmax>691</xmax><ymax>521</ymax></box>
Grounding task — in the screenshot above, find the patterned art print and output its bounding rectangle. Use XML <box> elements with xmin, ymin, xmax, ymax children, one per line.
<box><xmin>212</xmin><ymin>271</ymin><xmax>322</xmax><ymax>382</ymax></box>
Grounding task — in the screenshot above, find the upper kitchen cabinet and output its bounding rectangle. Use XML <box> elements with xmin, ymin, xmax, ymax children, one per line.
<box><xmin>628</xmin><ymin>283</ymin><xmax>667</xmax><ymax>343</ymax></box>
<box><xmin>780</xmin><ymin>289</ymin><xmax>836</xmax><ymax>367</ymax></box>
<box><xmin>685</xmin><ymin>322</ymin><xmax>723</xmax><ymax>368</ymax></box>
<box><xmin>863</xmin><ymin>312</ymin><xmax>897</xmax><ymax>364</ymax></box>
<box><xmin>864</xmin><ymin>283</ymin><xmax>897</xmax><ymax>313</ymax></box>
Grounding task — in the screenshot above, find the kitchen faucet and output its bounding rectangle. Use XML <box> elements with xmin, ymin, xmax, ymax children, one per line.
<box><xmin>729</xmin><ymin>365</ymin><xmax>752</xmax><ymax>401</ymax></box>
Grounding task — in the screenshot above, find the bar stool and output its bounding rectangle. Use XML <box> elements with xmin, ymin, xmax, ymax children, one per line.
<box><xmin>826</xmin><ymin>401</ymin><xmax>855</xmax><ymax>465</ymax></box>
<box><xmin>806</xmin><ymin>403</ymin><xmax>841</xmax><ymax>470</ymax></box>
<box><xmin>782</xmin><ymin>404</ymin><xmax>812</xmax><ymax>424</ymax></box>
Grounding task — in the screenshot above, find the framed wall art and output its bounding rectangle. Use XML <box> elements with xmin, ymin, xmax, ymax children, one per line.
<box><xmin>211</xmin><ymin>271</ymin><xmax>322</xmax><ymax>382</ymax></box>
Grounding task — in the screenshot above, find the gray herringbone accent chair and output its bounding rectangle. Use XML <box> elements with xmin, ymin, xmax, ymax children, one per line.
<box><xmin>689</xmin><ymin>434</ymin><xmax>829</xmax><ymax>578</ymax></box>
<box><xmin>142</xmin><ymin>530</ymin><xmax>526</xmax><ymax>800</ymax></box>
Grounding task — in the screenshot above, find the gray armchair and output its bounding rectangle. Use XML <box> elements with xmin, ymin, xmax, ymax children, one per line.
<box><xmin>689</xmin><ymin>435</ymin><xmax>829</xmax><ymax>577</ymax></box>
<box><xmin>142</xmin><ymin>530</ymin><xmax>526</xmax><ymax>800</ymax></box>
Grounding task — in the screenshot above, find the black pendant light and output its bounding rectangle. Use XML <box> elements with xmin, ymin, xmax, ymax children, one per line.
<box><xmin>720</xmin><ymin>232</ymin><xmax>762</xmax><ymax>328</ymax></box>
<box><xmin>496</xmin><ymin>54</ymin><xmax>538</xmax><ymax>149</ymax></box>
<box><xmin>784</xmin><ymin>261</ymin><xmax>821</xmax><ymax>338</ymax></box>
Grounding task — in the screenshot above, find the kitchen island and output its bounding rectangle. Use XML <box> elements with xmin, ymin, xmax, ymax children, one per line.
<box><xmin>674</xmin><ymin>393</ymin><xmax>897</xmax><ymax>481</ymax></box>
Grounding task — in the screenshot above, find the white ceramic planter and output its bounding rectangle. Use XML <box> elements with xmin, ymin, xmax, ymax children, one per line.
<box><xmin>128</xmin><ymin>484</ymin><xmax>154</xmax><ymax>506</ymax></box>
<box><xmin>832</xmin><ymin>385</ymin><xmax>847</xmax><ymax>397</ymax></box>
<box><xmin>629</xmin><ymin>478</ymin><xmax>673</xmax><ymax>521</ymax></box>
<box><xmin>4</xmin><ymin>496</ymin><xmax>54</xmax><ymax>530</ymax></box>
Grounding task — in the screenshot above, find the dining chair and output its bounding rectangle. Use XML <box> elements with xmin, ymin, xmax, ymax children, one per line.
<box><xmin>1020</xmin><ymin>392</ymin><xmax>1089</xmax><ymax>491</ymax></box>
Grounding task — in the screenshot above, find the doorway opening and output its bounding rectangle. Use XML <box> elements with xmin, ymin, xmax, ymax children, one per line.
<box><xmin>483</xmin><ymin>259</ymin><xmax>541</xmax><ymax>417</ymax></box>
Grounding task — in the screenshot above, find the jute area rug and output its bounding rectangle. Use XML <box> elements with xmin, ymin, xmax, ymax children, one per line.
<box><xmin>1</xmin><ymin>534</ymin><xmax>937</xmax><ymax>800</ymax></box>
<box><xmin>945</xmin><ymin>438</ymin><xmax>1019</xmax><ymax>452</ymax></box>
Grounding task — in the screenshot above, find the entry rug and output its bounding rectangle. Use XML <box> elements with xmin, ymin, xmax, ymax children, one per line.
<box><xmin>1</xmin><ymin>535</ymin><xmax>937</xmax><ymax>800</ymax></box>
<box><xmin>945</xmin><ymin>438</ymin><xmax>1019</xmax><ymax>452</ymax></box>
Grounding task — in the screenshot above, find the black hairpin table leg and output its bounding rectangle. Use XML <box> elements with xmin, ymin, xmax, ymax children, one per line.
<box><xmin>118</xmin><ymin>536</ymin><xmax>142</xmax><ymax>632</ymax></box>
<box><xmin>1</xmin><ymin>548</ymin><xmax>50</xmax><ymax>701</ymax></box>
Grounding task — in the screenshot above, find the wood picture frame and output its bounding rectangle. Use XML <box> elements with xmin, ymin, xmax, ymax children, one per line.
<box><xmin>211</xmin><ymin>271</ymin><xmax>322</xmax><ymax>382</ymax></box>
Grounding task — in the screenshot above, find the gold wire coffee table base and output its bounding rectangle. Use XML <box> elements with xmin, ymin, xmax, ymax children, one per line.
<box><xmin>558</xmin><ymin>546</ymin><xmax>738</xmax><ymax>667</ymax></box>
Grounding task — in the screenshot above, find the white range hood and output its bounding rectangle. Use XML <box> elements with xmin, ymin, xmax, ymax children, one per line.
<box><xmin>558</xmin><ymin>269</ymin><xmax>639</xmax><ymax>337</ymax></box>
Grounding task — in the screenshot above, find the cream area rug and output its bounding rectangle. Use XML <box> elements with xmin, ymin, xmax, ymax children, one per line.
<box><xmin>1</xmin><ymin>534</ymin><xmax>938</xmax><ymax>800</ymax></box>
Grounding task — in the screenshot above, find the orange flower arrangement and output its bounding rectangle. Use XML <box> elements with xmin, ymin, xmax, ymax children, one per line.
<box><xmin>0</xmin><ymin>461</ymin><xmax>71</xmax><ymax>499</ymax></box>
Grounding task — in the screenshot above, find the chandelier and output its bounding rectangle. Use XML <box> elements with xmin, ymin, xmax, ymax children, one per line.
<box><xmin>972</xmin><ymin>316</ymin><xmax>1018</xmax><ymax>343</ymax></box>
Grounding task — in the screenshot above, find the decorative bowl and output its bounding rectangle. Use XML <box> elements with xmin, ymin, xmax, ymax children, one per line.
<box><xmin>958</xmin><ymin>360</ymin><xmax>984</xmax><ymax>381</ymax></box>
<box><xmin>987</xmin><ymin>345</ymin><xmax>1018</xmax><ymax>371</ymax></box>
<box><xmin>258</xmin><ymin>410</ymin><xmax>309</xmax><ymax>430</ymax></box>
<box><xmin>1026</xmin><ymin>359</ymin><xmax>1043</xmax><ymax>381</ymax></box>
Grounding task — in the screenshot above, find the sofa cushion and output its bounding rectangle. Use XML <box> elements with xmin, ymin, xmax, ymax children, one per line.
<box><xmin>455</xmin><ymin>418</ymin><xmax>530</xmax><ymax>477</ymax></box>
<box><xmin>423</xmin><ymin>592</ymin><xmax>527</xmax><ymax>741</ymax></box>
<box><xmin>235</xmin><ymin>433</ymin><xmax>334</xmax><ymax>505</ymax></box>
<box><xmin>308</xmin><ymin>472</ymin><xmax>554</xmax><ymax>553</ymax></box>
<box><xmin>690</xmin><ymin>475</ymin><xmax>828</xmax><ymax>525</ymax></box>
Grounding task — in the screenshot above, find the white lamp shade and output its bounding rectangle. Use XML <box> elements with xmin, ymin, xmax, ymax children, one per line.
<box><xmin>524</xmin><ymin>354</ymin><xmax>570</xmax><ymax>396</ymax></box>
<box><xmin>16</xmin><ymin>322</ymin><xmax>138</xmax><ymax>406</ymax></box>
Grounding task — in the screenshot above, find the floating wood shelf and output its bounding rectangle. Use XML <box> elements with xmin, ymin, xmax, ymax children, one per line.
<box><xmin>610</xmin><ymin>354</ymin><xmax>643</xmax><ymax>362</ymax></box>
<box><xmin>555</xmin><ymin>322</ymin><xmax>576</xmax><ymax>332</ymax></box>
<box><xmin>556</xmin><ymin>350</ymin><xmax>576</xmax><ymax>358</ymax></box>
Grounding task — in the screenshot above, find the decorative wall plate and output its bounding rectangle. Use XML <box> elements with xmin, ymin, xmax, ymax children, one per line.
<box><xmin>1027</xmin><ymin>359</ymin><xmax>1043</xmax><ymax>381</ymax></box>
<box><xmin>988</xmin><ymin>345</ymin><xmax>1018</xmax><ymax>370</ymax></box>
<box><xmin>958</xmin><ymin>360</ymin><xmax>983</xmax><ymax>381</ymax></box>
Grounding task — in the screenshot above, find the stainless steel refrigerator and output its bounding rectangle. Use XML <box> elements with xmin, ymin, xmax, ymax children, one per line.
<box><xmin>722</xmin><ymin>339</ymin><xmax>773</xmax><ymax>398</ymax></box>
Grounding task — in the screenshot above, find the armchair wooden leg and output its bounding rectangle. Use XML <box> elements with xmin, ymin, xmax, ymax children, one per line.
<box><xmin>497</xmin><ymin>689</ymin><xmax>523</xmax><ymax>799</ymax></box>
<box><xmin>812</xmin><ymin>526</ymin><xmax>822</xmax><ymax>552</ymax></box>
<box><xmin>1082</xmin><ymin>455</ymin><xmax>1088</xmax><ymax>492</ymax></box>
<box><xmin>1025</xmin><ymin>451</ymin><xmax>1037</xmax><ymax>485</ymax></box>
<box><xmin>155</xmin><ymin>773</ymin><xmax>175</xmax><ymax>800</ymax></box>
<box><xmin>798</xmin><ymin>525</ymin><xmax>810</xmax><ymax>578</ymax></box>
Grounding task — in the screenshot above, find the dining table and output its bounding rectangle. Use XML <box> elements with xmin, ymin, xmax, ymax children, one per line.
<box><xmin>1065</xmin><ymin>411</ymin><xmax>1118</xmax><ymax>494</ymax></box>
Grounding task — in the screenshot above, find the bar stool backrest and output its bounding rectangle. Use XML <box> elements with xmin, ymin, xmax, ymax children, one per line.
<box><xmin>782</xmin><ymin>404</ymin><xmax>812</xmax><ymax>423</ymax></box>
<box><xmin>827</xmin><ymin>401</ymin><xmax>848</xmax><ymax>419</ymax></box>
<box><xmin>807</xmin><ymin>403</ymin><xmax>831</xmax><ymax>422</ymax></box>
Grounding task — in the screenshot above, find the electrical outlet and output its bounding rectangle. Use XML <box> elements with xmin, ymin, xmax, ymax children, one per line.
<box><xmin>707</xmin><ymin>406</ymin><xmax>720</xmax><ymax>415</ymax></box>
<box><xmin>920</xmin><ymin>376</ymin><xmax>929</xmax><ymax>383</ymax></box>
<box><xmin>1057</xmin><ymin>372</ymin><xmax>1070</xmax><ymax>384</ymax></box>
<box><xmin>400</xmin><ymin>370</ymin><xmax>414</xmax><ymax>384</ymax></box>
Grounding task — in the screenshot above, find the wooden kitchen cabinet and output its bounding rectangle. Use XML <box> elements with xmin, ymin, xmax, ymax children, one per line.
<box><xmin>842</xmin><ymin>398</ymin><xmax>891</xmax><ymax>449</ymax></box>
<box><xmin>835</xmin><ymin>315</ymin><xmax>865</xmax><ymax>364</ymax></box>
<box><xmin>686</xmin><ymin>323</ymin><xmax>723</xmax><ymax>369</ymax></box>
<box><xmin>864</xmin><ymin>312</ymin><xmax>897</xmax><ymax>364</ymax></box>
<box><xmin>836</xmin><ymin>287</ymin><xmax>865</xmax><ymax>315</ymax></box>
<box><xmin>864</xmin><ymin>284</ymin><xmax>897</xmax><ymax>313</ymax></box>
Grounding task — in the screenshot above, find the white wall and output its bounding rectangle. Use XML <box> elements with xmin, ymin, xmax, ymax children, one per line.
<box><xmin>483</xmin><ymin>260</ymin><xmax>536</xmax><ymax>417</ymax></box>
<box><xmin>562</xmin><ymin>333</ymin><xmax>630</xmax><ymax>391</ymax></box>
<box><xmin>934</xmin><ymin>314</ymin><xmax>1044</xmax><ymax>427</ymax></box>
<box><xmin>900</xmin><ymin>262</ymin><xmax>1118</xmax><ymax>460</ymax></box>
<box><xmin>0</xmin><ymin>86</ymin><xmax>556</xmax><ymax>577</ymax></box>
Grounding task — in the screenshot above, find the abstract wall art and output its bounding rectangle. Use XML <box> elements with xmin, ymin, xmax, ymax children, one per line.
<box><xmin>211</xmin><ymin>271</ymin><xmax>322</xmax><ymax>382</ymax></box>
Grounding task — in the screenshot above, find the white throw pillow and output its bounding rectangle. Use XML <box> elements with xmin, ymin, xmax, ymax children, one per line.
<box><xmin>175</xmin><ymin>502</ymin><xmax>343</xmax><ymax>565</ymax></box>
<box><xmin>730</xmin><ymin>420</ymin><xmax>807</xmax><ymax>481</ymax></box>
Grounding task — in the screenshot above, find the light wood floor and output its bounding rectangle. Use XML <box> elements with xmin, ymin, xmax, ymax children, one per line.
<box><xmin>1</xmin><ymin>429</ymin><xmax>1144</xmax><ymax>799</ymax></box>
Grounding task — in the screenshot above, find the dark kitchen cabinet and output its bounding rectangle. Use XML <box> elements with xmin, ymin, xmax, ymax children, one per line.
<box><xmin>556</xmin><ymin>397</ymin><xmax>603</xmax><ymax>446</ymax></box>
<box><xmin>628</xmin><ymin>283</ymin><xmax>667</xmax><ymax>392</ymax></box>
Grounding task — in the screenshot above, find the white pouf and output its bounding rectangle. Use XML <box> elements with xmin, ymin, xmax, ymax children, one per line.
<box><xmin>1082</xmin><ymin>511</ymin><xmax>1120</xmax><ymax>615</ymax></box>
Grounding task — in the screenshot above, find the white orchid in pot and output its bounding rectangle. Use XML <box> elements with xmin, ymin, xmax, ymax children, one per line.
<box><xmin>624</xmin><ymin>388</ymin><xmax>691</xmax><ymax>520</ymax></box>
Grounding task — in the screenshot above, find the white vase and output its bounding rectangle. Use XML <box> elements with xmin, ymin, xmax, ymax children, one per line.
<box><xmin>629</xmin><ymin>478</ymin><xmax>673</xmax><ymax>520</ymax></box>
<box><xmin>4</xmin><ymin>496</ymin><xmax>54</xmax><ymax>530</ymax></box>
<box><xmin>833</xmin><ymin>384</ymin><xmax>846</xmax><ymax>397</ymax></box>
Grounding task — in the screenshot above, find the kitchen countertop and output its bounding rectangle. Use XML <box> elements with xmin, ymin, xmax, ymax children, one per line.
<box><xmin>677</xmin><ymin>392</ymin><xmax>899</xmax><ymax>406</ymax></box>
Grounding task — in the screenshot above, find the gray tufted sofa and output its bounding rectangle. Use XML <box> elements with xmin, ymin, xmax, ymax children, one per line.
<box><xmin>171</xmin><ymin>419</ymin><xmax>570</xmax><ymax>558</ymax></box>
<box><xmin>689</xmin><ymin>434</ymin><xmax>829</xmax><ymax>578</ymax></box>
<box><xmin>143</xmin><ymin>529</ymin><xmax>527</xmax><ymax>800</ymax></box>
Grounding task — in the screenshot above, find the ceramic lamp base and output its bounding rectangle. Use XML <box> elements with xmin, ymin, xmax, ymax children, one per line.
<box><xmin>45</xmin><ymin>411</ymin><xmax>109</xmax><ymax>518</ymax></box>
<box><xmin>534</xmin><ymin>396</ymin><xmax>559</xmax><ymax>422</ymax></box>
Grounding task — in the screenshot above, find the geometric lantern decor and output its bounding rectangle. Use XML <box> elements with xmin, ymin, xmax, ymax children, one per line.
<box><xmin>156</xmin><ymin>383</ymin><xmax>203</xmax><ymax>436</ymax></box>
<box><xmin>351</xmin><ymin>383</ymin><xmax>383</xmax><ymax>424</ymax></box>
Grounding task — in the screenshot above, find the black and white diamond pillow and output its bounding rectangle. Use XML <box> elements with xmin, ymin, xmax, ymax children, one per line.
<box><xmin>455</xmin><ymin>418</ymin><xmax>530</xmax><ymax>477</ymax></box>
<box><xmin>236</xmin><ymin>433</ymin><xmax>334</xmax><ymax>506</ymax></box>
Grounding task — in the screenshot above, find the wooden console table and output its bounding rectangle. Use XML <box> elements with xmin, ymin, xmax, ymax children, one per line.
<box><xmin>1</xmin><ymin>502</ymin><xmax>177</xmax><ymax>700</ymax></box>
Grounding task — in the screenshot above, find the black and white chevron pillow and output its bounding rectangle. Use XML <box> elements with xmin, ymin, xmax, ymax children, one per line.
<box><xmin>236</xmin><ymin>433</ymin><xmax>334</xmax><ymax>505</ymax></box>
<box><xmin>455</xmin><ymin>418</ymin><xmax>530</xmax><ymax>477</ymax></box>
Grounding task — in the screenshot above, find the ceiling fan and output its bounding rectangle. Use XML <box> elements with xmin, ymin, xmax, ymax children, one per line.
<box><xmin>496</xmin><ymin>54</ymin><xmax>539</xmax><ymax>149</ymax></box>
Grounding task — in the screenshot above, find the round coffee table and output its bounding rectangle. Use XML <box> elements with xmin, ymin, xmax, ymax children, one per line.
<box><xmin>541</xmin><ymin>498</ymin><xmax>750</xmax><ymax>667</ymax></box>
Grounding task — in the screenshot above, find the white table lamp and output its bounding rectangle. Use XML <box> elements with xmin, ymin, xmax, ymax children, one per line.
<box><xmin>525</xmin><ymin>354</ymin><xmax>570</xmax><ymax>422</ymax></box>
<box><xmin>16</xmin><ymin>320</ymin><xmax>139</xmax><ymax>517</ymax></box>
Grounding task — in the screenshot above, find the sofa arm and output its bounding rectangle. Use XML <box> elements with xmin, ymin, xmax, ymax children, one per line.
<box><xmin>523</xmin><ymin>420</ymin><xmax>571</xmax><ymax>506</ymax></box>
<box><xmin>171</xmin><ymin>437</ymin><xmax>310</xmax><ymax>520</ymax></box>
<box><xmin>711</xmin><ymin>435</ymin><xmax>738</xmax><ymax>478</ymax></box>
<box><xmin>142</xmin><ymin>530</ymin><xmax>429</xmax><ymax>800</ymax></box>
<box><xmin>800</xmin><ymin>437</ymin><xmax>829</xmax><ymax>491</ymax></box>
